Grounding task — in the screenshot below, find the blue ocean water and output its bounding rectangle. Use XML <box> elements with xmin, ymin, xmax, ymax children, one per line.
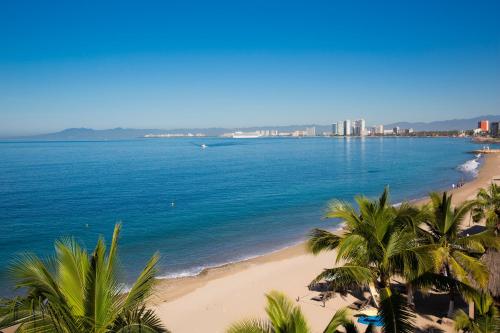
<box><xmin>0</xmin><ymin>137</ymin><xmax>480</xmax><ymax>295</ymax></box>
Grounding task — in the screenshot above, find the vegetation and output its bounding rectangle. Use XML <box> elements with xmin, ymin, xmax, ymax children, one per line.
<box><xmin>472</xmin><ymin>183</ymin><xmax>500</xmax><ymax>235</ymax></box>
<box><xmin>453</xmin><ymin>292</ymin><xmax>500</xmax><ymax>333</ymax></box>
<box><xmin>0</xmin><ymin>223</ymin><xmax>168</xmax><ymax>333</ymax></box>
<box><xmin>307</xmin><ymin>188</ymin><xmax>429</xmax><ymax>297</ymax></box>
<box><xmin>308</xmin><ymin>187</ymin><xmax>499</xmax><ymax>328</ymax></box>
<box><xmin>414</xmin><ymin>192</ymin><xmax>498</xmax><ymax>317</ymax></box>
<box><xmin>226</xmin><ymin>291</ymin><xmax>310</xmax><ymax>333</ymax></box>
<box><xmin>227</xmin><ymin>289</ymin><xmax>415</xmax><ymax>333</ymax></box>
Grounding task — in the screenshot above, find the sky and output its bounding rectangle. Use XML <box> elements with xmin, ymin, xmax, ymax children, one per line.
<box><xmin>1</xmin><ymin>1</ymin><xmax>499</xmax><ymax>135</ymax></box>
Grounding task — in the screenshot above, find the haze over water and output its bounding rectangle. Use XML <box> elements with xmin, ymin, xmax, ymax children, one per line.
<box><xmin>0</xmin><ymin>137</ymin><xmax>479</xmax><ymax>295</ymax></box>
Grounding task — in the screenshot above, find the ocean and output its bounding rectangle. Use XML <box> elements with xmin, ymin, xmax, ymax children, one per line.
<box><xmin>0</xmin><ymin>137</ymin><xmax>480</xmax><ymax>295</ymax></box>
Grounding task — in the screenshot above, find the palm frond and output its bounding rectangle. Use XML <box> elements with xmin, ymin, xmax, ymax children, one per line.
<box><xmin>456</xmin><ymin>230</ymin><xmax>500</xmax><ymax>251</ymax></box>
<box><xmin>410</xmin><ymin>272</ymin><xmax>480</xmax><ymax>302</ymax></box>
<box><xmin>54</xmin><ymin>238</ymin><xmax>89</xmax><ymax>316</ymax></box>
<box><xmin>323</xmin><ymin>307</ymin><xmax>354</xmax><ymax>333</ymax></box>
<box><xmin>312</xmin><ymin>265</ymin><xmax>372</xmax><ymax>290</ymax></box>
<box><xmin>106</xmin><ymin>223</ymin><xmax>121</xmax><ymax>276</ymax></box>
<box><xmin>113</xmin><ymin>306</ymin><xmax>169</xmax><ymax>333</ymax></box>
<box><xmin>377</xmin><ymin>288</ymin><xmax>415</xmax><ymax>333</ymax></box>
<box><xmin>122</xmin><ymin>252</ymin><xmax>160</xmax><ymax>311</ymax></box>
<box><xmin>226</xmin><ymin>319</ymin><xmax>273</xmax><ymax>333</ymax></box>
<box><xmin>307</xmin><ymin>229</ymin><xmax>341</xmax><ymax>255</ymax></box>
<box><xmin>451</xmin><ymin>251</ymin><xmax>489</xmax><ymax>288</ymax></box>
<box><xmin>265</xmin><ymin>291</ymin><xmax>309</xmax><ymax>333</ymax></box>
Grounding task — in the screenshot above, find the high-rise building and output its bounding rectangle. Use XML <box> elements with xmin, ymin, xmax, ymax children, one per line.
<box><xmin>490</xmin><ymin>122</ymin><xmax>499</xmax><ymax>137</ymax></box>
<box><xmin>358</xmin><ymin>119</ymin><xmax>366</xmax><ymax>136</ymax></box>
<box><xmin>375</xmin><ymin>125</ymin><xmax>384</xmax><ymax>135</ymax></box>
<box><xmin>337</xmin><ymin>121</ymin><xmax>344</xmax><ymax>136</ymax></box>
<box><xmin>478</xmin><ymin>120</ymin><xmax>489</xmax><ymax>132</ymax></box>
<box><xmin>344</xmin><ymin>120</ymin><xmax>351</xmax><ymax>136</ymax></box>
<box><xmin>352</xmin><ymin>120</ymin><xmax>360</xmax><ymax>136</ymax></box>
<box><xmin>331</xmin><ymin>123</ymin><xmax>338</xmax><ymax>136</ymax></box>
<box><xmin>305</xmin><ymin>127</ymin><xmax>316</xmax><ymax>136</ymax></box>
<box><xmin>393</xmin><ymin>126</ymin><xmax>400</xmax><ymax>135</ymax></box>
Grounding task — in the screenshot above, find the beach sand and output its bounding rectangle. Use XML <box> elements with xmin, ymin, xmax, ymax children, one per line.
<box><xmin>152</xmin><ymin>153</ymin><xmax>500</xmax><ymax>333</ymax></box>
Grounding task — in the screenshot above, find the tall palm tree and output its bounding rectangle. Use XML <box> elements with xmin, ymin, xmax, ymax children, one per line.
<box><xmin>0</xmin><ymin>223</ymin><xmax>169</xmax><ymax>333</ymax></box>
<box><xmin>226</xmin><ymin>291</ymin><xmax>310</xmax><ymax>333</ymax></box>
<box><xmin>414</xmin><ymin>192</ymin><xmax>499</xmax><ymax>318</ymax></box>
<box><xmin>472</xmin><ymin>183</ymin><xmax>500</xmax><ymax>235</ymax></box>
<box><xmin>453</xmin><ymin>292</ymin><xmax>500</xmax><ymax>333</ymax></box>
<box><xmin>307</xmin><ymin>188</ymin><xmax>430</xmax><ymax>297</ymax></box>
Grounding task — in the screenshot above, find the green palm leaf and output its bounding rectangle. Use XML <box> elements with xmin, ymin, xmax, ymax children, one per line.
<box><xmin>377</xmin><ymin>288</ymin><xmax>415</xmax><ymax>333</ymax></box>
<box><xmin>113</xmin><ymin>306</ymin><xmax>170</xmax><ymax>333</ymax></box>
<box><xmin>323</xmin><ymin>307</ymin><xmax>354</xmax><ymax>333</ymax></box>
<box><xmin>227</xmin><ymin>319</ymin><xmax>274</xmax><ymax>333</ymax></box>
<box><xmin>307</xmin><ymin>229</ymin><xmax>341</xmax><ymax>255</ymax></box>
<box><xmin>227</xmin><ymin>291</ymin><xmax>309</xmax><ymax>333</ymax></box>
<box><xmin>3</xmin><ymin>223</ymin><xmax>167</xmax><ymax>333</ymax></box>
<box><xmin>312</xmin><ymin>265</ymin><xmax>372</xmax><ymax>290</ymax></box>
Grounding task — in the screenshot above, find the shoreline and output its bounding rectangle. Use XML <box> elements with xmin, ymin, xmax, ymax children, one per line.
<box><xmin>151</xmin><ymin>153</ymin><xmax>499</xmax><ymax>333</ymax></box>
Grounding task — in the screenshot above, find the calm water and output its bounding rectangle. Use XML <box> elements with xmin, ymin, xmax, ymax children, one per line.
<box><xmin>0</xmin><ymin>137</ymin><xmax>479</xmax><ymax>295</ymax></box>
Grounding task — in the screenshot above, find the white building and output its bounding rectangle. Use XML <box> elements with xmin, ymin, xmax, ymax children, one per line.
<box><xmin>352</xmin><ymin>119</ymin><xmax>365</xmax><ymax>136</ymax></box>
<box><xmin>344</xmin><ymin>120</ymin><xmax>351</xmax><ymax>136</ymax></box>
<box><xmin>305</xmin><ymin>127</ymin><xmax>316</xmax><ymax>136</ymax></box>
<box><xmin>359</xmin><ymin>119</ymin><xmax>366</xmax><ymax>136</ymax></box>
<box><xmin>375</xmin><ymin>125</ymin><xmax>384</xmax><ymax>135</ymax></box>
<box><xmin>332</xmin><ymin>123</ymin><xmax>338</xmax><ymax>136</ymax></box>
<box><xmin>383</xmin><ymin>129</ymin><xmax>394</xmax><ymax>135</ymax></box>
<box><xmin>337</xmin><ymin>121</ymin><xmax>344</xmax><ymax>136</ymax></box>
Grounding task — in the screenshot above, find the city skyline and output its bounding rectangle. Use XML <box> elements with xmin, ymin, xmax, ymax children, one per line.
<box><xmin>1</xmin><ymin>1</ymin><xmax>500</xmax><ymax>136</ymax></box>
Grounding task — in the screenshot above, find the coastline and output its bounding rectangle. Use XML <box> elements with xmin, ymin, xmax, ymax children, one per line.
<box><xmin>151</xmin><ymin>153</ymin><xmax>500</xmax><ymax>333</ymax></box>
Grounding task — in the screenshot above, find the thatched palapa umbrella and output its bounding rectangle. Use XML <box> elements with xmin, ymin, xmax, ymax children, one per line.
<box><xmin>482</xmin><ymin>248</ymin><xmax>500</xmax><ymax>302</ymax></box>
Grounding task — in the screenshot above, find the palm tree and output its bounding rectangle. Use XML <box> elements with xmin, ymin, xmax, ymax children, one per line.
<box><xmin>0</xmin><ymin>223</ymin><xmax>169</xmax><ymax>333</ymax></box>
<box><xmin>472</xmin><ymin>183</ymin><xmax>500</xmax><ymax>235</ymax></box>
<box><xmin>226</xmin><ymin>291</ymin><xmax>309</xmax><ymax>333</ymax></box>
<box><xmin>227</xmin><ymin>289</ymin><xmax>414</xmax><ymax>333</ymax></box>
<box><xmin>307</xmin><ymin>188</ymin><xmax>430</xmax><ymax>299</ymax></box>
<box><xmin>453</xmin><ymin>292</ymin><xmax>500</xmax><ymax>333</ymax></box>
<box><xmin>414</xmin><ymin>192</ymin><xmax>499</xmax><ymax>318</ymax></box>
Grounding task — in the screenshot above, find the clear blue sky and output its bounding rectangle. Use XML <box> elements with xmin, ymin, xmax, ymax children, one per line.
<box><xmin>1</xmin><ymin>0</ymin><xmax>499</xmax><ymax>135</ymax></box>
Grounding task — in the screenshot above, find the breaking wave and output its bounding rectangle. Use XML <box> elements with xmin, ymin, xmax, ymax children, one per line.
<box><xmin>457</xmin><ymin>154</ymin><xmax>481</xmax><ymax>176</ymax></box>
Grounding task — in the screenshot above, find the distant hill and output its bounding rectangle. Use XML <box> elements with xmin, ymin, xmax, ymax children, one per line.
<box><xmin>21</xmin><ymin>125</ymin><xmax>333</xmax><ymax>140</ymax></box>
<box><xmin>7</xmin><ymin>115</ymin><xmax>499</xmax><ymax>140</ymax></box>
<box><xmin>384</xmin><ymin>115</ymin><xmax>500</xmax><ymax>131</ymax></box>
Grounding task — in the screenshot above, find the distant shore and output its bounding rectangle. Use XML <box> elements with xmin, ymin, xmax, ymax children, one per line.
<box><xmin>150</xmin><ymin>152</ymin><xmax>500</xmax><ymax>333</ymax></box>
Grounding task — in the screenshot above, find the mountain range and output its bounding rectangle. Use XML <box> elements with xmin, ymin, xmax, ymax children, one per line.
<box><xmin>5</xmin><ymin>115</ymin><xmax>500</xmax><ymax>140</ymax></box>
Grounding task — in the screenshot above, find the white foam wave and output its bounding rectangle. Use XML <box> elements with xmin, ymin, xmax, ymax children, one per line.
<box><xmin>157</xmin><ymin>266</ymin><xmax>206</xmax><ymax>279</ymax></box>
<box><xmin>457</xmin><ymin>157</ymin><xmax>480</xmax><ymax>176</ymax></box>
<box><xmin>157</xmin><ymin>225</ymin><xmax>345</xmax><ymax>281</ymax></box>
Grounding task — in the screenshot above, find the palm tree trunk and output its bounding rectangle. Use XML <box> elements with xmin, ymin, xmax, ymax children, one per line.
<box><xmin>447</xmin><ymin>289</ymin><xmax>455</xmax><ymax>318</ymax></box>
<box><xmin>445</xmin><ymin>265</ymin><xmax>455</xmax><ymax>318</ymax></box>
<box><xmin>406</xmin><ymin>283</ymin><xmax>414</xmax><ymax>307</ymax></box>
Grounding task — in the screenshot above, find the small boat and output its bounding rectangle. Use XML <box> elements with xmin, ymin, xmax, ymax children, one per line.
<box><xmin>201</xmin><ymin>144</ymin><xmax>207</xmax><ymax>149</ymax></box>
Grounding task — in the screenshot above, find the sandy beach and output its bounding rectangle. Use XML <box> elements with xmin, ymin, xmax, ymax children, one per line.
<box><xmin>152</xmin><ymin>153</ymin><xmax>500</xmax><ymax>333</ymax></box>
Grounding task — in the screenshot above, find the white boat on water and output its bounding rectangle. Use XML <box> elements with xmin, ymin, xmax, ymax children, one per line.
<box><xmin>201</xmin><ymin>144</ymin><xmax>207</xmax><ymax>149</ymax></box>
<box><xmin>232</xmin><ymin>131</ymin><xmax>261</xmax><ymax>139</ymax></box>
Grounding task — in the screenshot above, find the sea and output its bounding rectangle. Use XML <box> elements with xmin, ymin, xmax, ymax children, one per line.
<box><xmin>0</xmin><ymin>137</ymin><xmax>481</xmax><ymax>295</ymax></box>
